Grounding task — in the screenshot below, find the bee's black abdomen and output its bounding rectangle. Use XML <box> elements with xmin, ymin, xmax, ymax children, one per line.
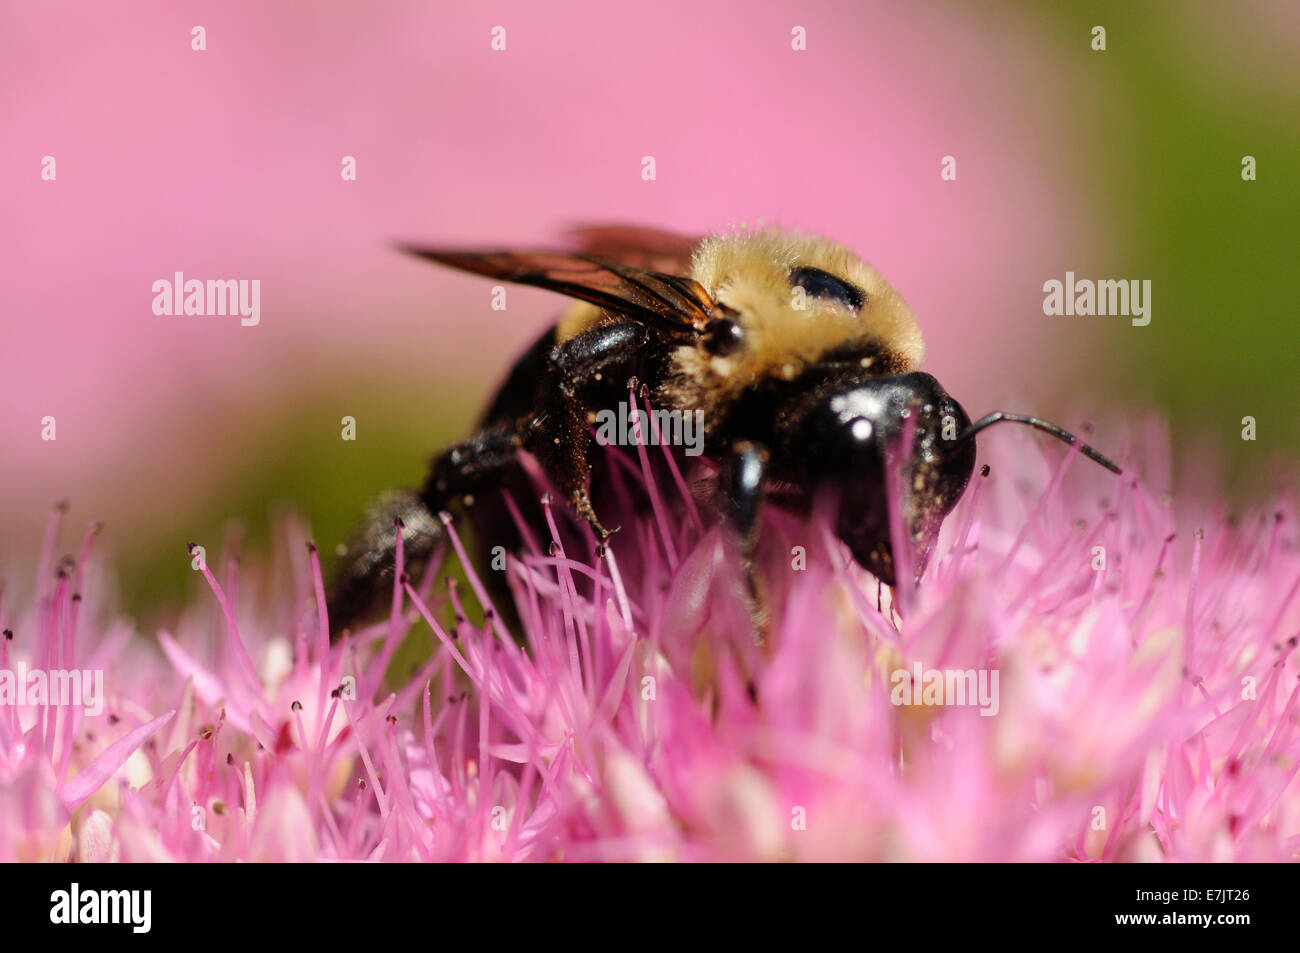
<box><xmin>480</xmin><ymin>326</ymin><xmax>558</xmax><ymax>426</ymax></box>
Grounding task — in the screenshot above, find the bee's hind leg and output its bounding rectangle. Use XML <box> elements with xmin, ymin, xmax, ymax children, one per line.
<box><xmin>326</xmin><ymin>423</ymin><xmax>524</xmax><ymax>638</ymax></box>
<box><xmin>326</xmin><ymin>489</ymin><xmax>443</xmax><ymax>639</ymax></box>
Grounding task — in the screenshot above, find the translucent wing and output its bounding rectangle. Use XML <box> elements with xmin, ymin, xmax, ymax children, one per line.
<box><xmin>401</xmin><ymin>244</ymin><xmax>713</xmax><ymax>340</ymax></box>
<box><xmin>562</xmin><ymin>224</ymin><xmax>702</xmax><ymax>274</ymax></box>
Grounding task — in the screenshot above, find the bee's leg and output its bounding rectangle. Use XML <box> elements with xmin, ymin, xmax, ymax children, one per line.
<box><xmin>327</xmin><ymin>423</ymin><xmax>523</xmax><ymax>638</ymax></box>
<box><xmin>422</xmin><ymin>424</ymin><xmax>524</xmax><ymax>508</ymax></box>
<box><xmin>528</xmin><ymin>321</ymin><xmax>648</xmax><ymax>542</ymax></box>
<box><xmin>326</xmin><ymin>489</ymin><xmax>443</xmax><ymax>639</ymax></box>
<box><xmin>720</xmin><ymin>441</ymin><xmax>771</xmax><ymax>645</ymax></box>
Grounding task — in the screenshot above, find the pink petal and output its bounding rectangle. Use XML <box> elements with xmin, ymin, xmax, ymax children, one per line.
<box><xmin>59</xmin><ymin>709</ymin><xmax>175</xmax><ymax>812</ymax></box>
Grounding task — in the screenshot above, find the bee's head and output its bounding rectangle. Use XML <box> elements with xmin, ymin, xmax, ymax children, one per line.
<box><xmin>676</xmin><ymin>230</ymin><xmax>927</xmax><ymax>404</ymax></box>
<box><xmin>795</xmin><ymin>372</ymin><xmax>976</xmax><ymax>586</ymax></box>
<box><xmin>794</xmin><ymin>372</ymin><xmax>1124</xmax><ymax>588</ymax></box>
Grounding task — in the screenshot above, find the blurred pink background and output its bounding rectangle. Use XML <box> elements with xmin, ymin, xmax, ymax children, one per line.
<box><xmin>0</xmin><ymin>1</ymin><xmax>1181</xmax><ymax>573</ymax></box>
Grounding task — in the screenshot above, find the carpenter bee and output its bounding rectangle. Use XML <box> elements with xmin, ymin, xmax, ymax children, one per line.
<box><xmin>327</xmin><ymin>226</ymin><xmax>1121</xmax><ymax>637</ymax></box>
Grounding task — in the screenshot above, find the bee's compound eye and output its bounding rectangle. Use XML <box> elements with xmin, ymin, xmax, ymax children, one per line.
<box><xmin>702</xmin><ymin>318</ymin><xmax>744</xmax><ymax>355</ymax></box>
<box><xmin>790</xmin><ymin>266</ymin><xmax>865</xmax><ymax>311</ymax></box>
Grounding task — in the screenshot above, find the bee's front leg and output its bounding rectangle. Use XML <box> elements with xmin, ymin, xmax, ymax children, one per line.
<box><xmin>528</xmin><ymin>321</ymin><xmax>648</xmax><ymax>543</ymax></box>
<box><xmin>720</xmin><ymin>440</ymin><xmax>771</xmax><ymax>645</ymax></box>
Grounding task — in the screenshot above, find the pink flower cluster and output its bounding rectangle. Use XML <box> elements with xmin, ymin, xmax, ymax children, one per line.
<box><xmin>1</xmin><ymin>419</ymin><xmax>1297</xmax><ymax>861</ymax></box>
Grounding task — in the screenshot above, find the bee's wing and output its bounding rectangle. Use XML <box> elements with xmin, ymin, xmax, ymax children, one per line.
<box><xmin>562</xmin><ymin>224</ymin><xmax>702</xmax><ymax>274</ymax></box>
<box><xmin>401</xmin><ymin>246</ymin><xmax>712</xmax><ymax>339</ymax></box>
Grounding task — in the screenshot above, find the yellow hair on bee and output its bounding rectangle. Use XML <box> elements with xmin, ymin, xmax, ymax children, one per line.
<box><xmin>555</xmin><ymin>300</ymin><xmax>606</xmax><ymax>343</ymax></box>
<box><xmin>662</xmin><ymin>228</ymin><xmax>924</xmax><ymax>412</ymax></box>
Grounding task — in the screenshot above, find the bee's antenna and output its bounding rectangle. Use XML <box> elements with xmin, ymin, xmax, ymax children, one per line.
<box><xmin>957</xmin><ymin>412</ymin><xmax>1123</xmax><ymax>475</ymax></box>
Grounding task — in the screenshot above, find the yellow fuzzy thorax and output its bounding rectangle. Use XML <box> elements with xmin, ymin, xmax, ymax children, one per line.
<box><xmin>663</xmin><ymin>228</ymin><xmax>924</xmax><ymax>412</ymax></box>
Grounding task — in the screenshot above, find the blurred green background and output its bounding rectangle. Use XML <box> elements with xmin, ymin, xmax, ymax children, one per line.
<box><xmin>1057</xmin><ymin>1</ymin><xmax>1298</xmax><ymax>471</ymax></box>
